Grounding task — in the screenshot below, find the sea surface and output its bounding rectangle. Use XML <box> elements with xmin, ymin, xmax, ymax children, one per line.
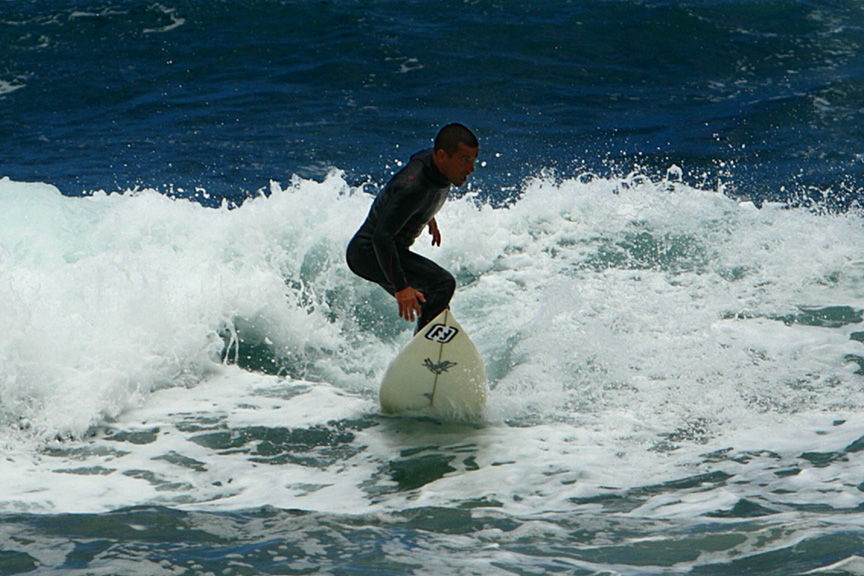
<box><xmin>3</xmin><ymin>1</ymin><xmax>864</xmax><ymax>574</ymax></box>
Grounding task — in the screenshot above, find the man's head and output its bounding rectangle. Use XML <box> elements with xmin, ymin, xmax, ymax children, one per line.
<box><xmin>433</xmin><ymin>123</ymin><xmax>479</xmax><ymax>187</ymax></box>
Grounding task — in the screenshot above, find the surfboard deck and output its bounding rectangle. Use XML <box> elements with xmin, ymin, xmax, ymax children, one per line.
<box><xmin>379</xmin><ymin>309</ymin><xmax>488</xmax><ymax>420</ymax></box>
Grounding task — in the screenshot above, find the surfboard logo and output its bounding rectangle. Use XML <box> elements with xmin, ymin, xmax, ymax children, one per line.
<box><xmin>424</xmin><ymin>358</ymin><xmax>458</xmax><ymax>375</ymax></box>
<box><xmin>425</xmin><ymin>324</ymin><xmax>458</xmax><ymax>344</ymax></box>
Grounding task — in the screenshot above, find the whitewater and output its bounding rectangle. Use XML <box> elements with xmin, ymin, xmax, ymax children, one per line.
<box><xmin>3</xmin><ymin>170</ymin><xmax>864</xmax><ymax>573</ymax></box>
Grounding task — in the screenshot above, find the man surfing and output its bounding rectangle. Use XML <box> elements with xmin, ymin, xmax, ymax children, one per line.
<box><xmin>346</xmin><ymin>123</ymin><xmax>479</xmax><ymax>333</ymax></box>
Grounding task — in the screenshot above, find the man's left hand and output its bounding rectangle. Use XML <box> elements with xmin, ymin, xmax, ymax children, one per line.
<box><xmin>428</xmin><ymin>218</ymin><xmax>441</xmax><ymax>247</ymax></box>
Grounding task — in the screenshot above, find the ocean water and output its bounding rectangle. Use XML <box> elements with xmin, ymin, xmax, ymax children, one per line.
<box><xmin>3</xmin><ymin>1</ymin><xmax>864</xmax><ymax>575</ymax></box>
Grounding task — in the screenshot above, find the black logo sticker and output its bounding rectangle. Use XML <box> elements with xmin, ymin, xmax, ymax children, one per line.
<box><xmin>424</xmin><ymin>358</ymin><xmax>458</xmax><ymax>375</ymax></box>
<box><xmin>425</xmin><ymin>324</ymin><xmax>458</xmax><ymax>344</ymax></box>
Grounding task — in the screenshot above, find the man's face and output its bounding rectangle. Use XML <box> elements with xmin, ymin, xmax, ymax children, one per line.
<box><xmin>434</xmin><ymin>142</ymin><xmax>479</xmax><ymax>187</ymax></box>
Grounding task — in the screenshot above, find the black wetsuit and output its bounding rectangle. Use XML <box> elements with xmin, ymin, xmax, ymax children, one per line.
<box><xmin>346</xmin><ymin>148</ymin><xmax>456</xmax><ymax>331</ymax></box>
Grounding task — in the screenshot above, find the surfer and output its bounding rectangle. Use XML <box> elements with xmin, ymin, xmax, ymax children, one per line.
<box><xmin>346</xmin><ymin>123</ymin><xmax>479</xmax><ymax>332</ymax></box>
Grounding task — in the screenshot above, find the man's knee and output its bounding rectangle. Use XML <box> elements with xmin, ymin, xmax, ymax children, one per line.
<box><xmin>432</xmin><ymin>270</ymin><xmax>455</xmax><ymax>301</ymax></box>
<box><xmin>442</xmin><ymin>271</ymin><xmax>456</xmax><ymax>297</ymax></box>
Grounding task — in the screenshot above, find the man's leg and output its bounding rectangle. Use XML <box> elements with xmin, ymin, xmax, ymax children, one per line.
<box><xmin>400</xmin><ymin>251</ymin><xmax>456</xmax><ymax>332</ymax></box>
<box><xmin>346</xmin><ymin>240</ymin><xmax>397</xmax><ymax>293</ymax></box>
<box><xmin>347</xmin><ymin>241</ymin><xmax>454</xmax><ymax>332</ymax></box>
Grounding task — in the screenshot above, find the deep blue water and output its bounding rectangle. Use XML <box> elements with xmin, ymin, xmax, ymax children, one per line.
<box><xmin>3</xmin><ymin>0</ymin><xmax>863</xmax><ymax>206</ymax></box>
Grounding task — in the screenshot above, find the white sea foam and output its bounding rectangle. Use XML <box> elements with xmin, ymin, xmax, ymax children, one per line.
<box><xmin>1</xmin><ymin>171</ymin><xmax>864</xmax><ymax>518</ymax></box>
<box><xmin>0</xmin><ymin>80</ymin><xmax>25</xmax><ymax>96</ymax></box>
<box><xmin>142</xmin><ymin>4</ymin><xmax>185</xmax><ymax>34</ymax></box>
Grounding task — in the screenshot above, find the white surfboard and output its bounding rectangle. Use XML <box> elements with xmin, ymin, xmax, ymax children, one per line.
<box><xmin>380</xmin><ymin>309</ymin><xmax>488</xmax><ymax>420</ymax></box>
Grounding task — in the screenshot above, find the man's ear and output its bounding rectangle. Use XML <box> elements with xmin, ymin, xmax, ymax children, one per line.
<box><xmin>432</xmin><ymin>148</ymin><xmax>446</xmax><ymax>169</ymax></box>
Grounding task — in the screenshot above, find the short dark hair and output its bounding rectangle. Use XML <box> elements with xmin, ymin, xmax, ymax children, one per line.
<box><xmin>434</xmin><ymin>123</ymin><xmax>478</xmax><ymax>155</ymax></box>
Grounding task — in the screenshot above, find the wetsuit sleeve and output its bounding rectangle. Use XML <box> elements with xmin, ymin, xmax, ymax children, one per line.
<box><xmin>371</xmin><ymin>182</ymin><xmax>424</xmax><ymax>292</ymax></box>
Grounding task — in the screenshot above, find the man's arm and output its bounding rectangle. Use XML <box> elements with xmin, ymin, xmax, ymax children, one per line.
<box><xmin>371</xmin><ymin>184</ymin><xmax>420</xmax><ymax>292</ymax></box>
<box><xmin>428</xmin><ymin>218</ymin><xmax>441</xmax><ymax>246</ymax></box>
<box><xmin>395</xmin><ymin>218</ymin><xmax>440</xmax><ymax>322</ymax></box>
<box><xmin>371</xmin><ymin>183</ymin><xmax>429</xmax><ymax>322</ymax></box>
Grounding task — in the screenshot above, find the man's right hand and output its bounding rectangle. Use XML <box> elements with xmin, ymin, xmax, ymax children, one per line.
<box><xmin>396</xmin><ymin>287</ymin><xmax>426</xmax><ymax>322</ymax></box>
